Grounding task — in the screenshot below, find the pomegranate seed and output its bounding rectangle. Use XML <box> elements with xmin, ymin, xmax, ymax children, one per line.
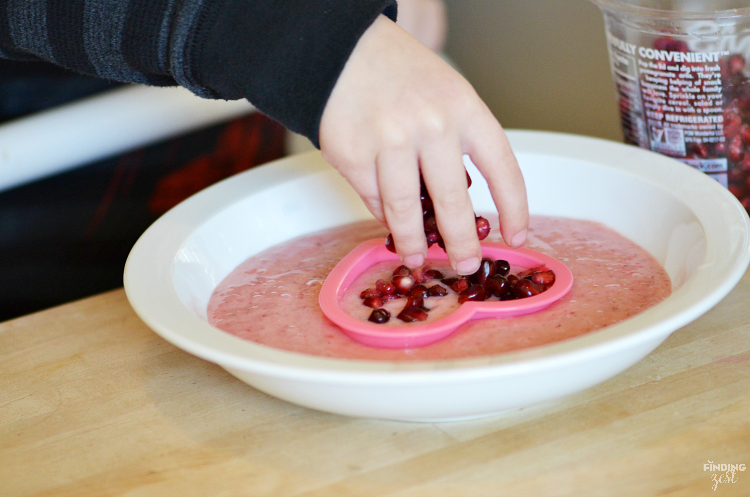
<box><xmin>531</xmin><ymin>270</ymin><xmax>556</xmax><ymax>288</ymax></box>
<box><xmin>692</xmin><ymin>142</ymin><xmax>709</xmax><ymax>158</ymax></box>
<box><xmin>494</xmin><ymin>259</ymin><xmax>510</xmax><ymax>276</ymax></box>
<box><xmin>449</xmin><ymin>277</ymin><xmax>469</xmax><ymax>294</ymax></box>
<box><xmin>423</xmin><ymin>214</ymin><xmax>438</xmax><ymax>233</ymax></box>
<box><xmin>740</xmin><ymin>124</ymin><xmax>750</xmax><ymax>145</ymax></box>
<box><xmin>729</xmin><ymin>166</ymin><xmax>745</xmax><ymax>183</ymax></box>
<box><xmin>424</xmin><ymin>269</ymin><xmax>444</xmax><ymax>280</ymax></box>
<box><xmin>507</xmin><ymin>274</ymin><xmax>519</xmax><ymax>286</ymax></box>
<box><xmin>474</xmin><ymin>257</ymin><xmax>496</xmax><ymax>285</ymax></box>
<box><xmin>729</xmin><ymin>134</ymin><xmax>745</xmax><ymax>163</ymax></box>
<box><xmin>385</xmin><ymin>234</ymin><xmax>397</xmax><ymax>253</ymax></box>
<box><xmin>362</xmin><ymin>295</ymin><xmax>384</xmax><ymax>308</ymax></box>
<box><xmin>475</xmin><ymin>216</ymin><xmax>491</xmax><ymax>240</ymax></box>
<box><xmin>368</xmin><ymin>309</ymin><xmax>390</xmax><ymax>324</ymax></box>
<box><xmin>425</xmin><ymin>231</ymin><xmax>442</xmax><ymax>247</ymax></box>
<box><xmin>408</xmin><ymin>284</ymin><xmax>429</xmax><ymax>299</ymax></box>
<box><xmin>405</xmin><ymin>293</ymin><xmax>425</xmax><ymax>309</ymax></box>
<box><xmin>397</xmin><ymin>307</ymin><xmax>429</xmax><ymax>322</ymax></box>
<box><xmin>724</xmin><ymin>99</ymin><xmax>740</xmax><ymax>117</ymax></box>
<box><xmin>360</xmin><ymin>288</ymin><xmax>381</xmax><ymax>300</ymax></box>
<box><xmin>391</xmin><ymin>274</ymin><xmax>415</xmax><ymax>295</ymax></box>
<box><xmin>517</xmin><ymin>265</ymin><xmax>546</xmax><ymax>279</ymax></box>
<box><xmin>440</xmin><ymin>278</ymin><xmax>458</xmax><ymax>288</ymax></box>
<box><xmin>376</xmin><ymin>279</ymin><xmax>396</xmax><ymax>295</ymax></box>
<box><xmin>485</xmin><ymin>274</ymin><xmax>511</xmax><ymax>298</ymax></box>
<box><xmin>421</xmin><ymin>195</ymin><xmax>434</xmax><ymax>214</ymax></box>
<box><xmin>427</xmin><ymin>284</ymin><xmax>448</xmax><ymax>297</ymax></box>
<box><xmin>381</xmin><ymin>293</ymin><xmax>399</xmax><ymax>303</ymax></box>
<box><xmin>410</xmin><ymin>266</ymin><xmax>427</xmax><ymax>283</ymax></box>
<box><xmin>514</xmin><ymin>279</ymin><xmax>540</xmax><ymax>299</ymax></box>
<box><xmin>393</xmin><ymin>265</ymin><xmax>411</xmax><ymax>277</ymax></box>
<box><xmin>724</xmin><ymin>113</ymin><xmax>742</xmax><ymax>138</ymax></box>
<box><xmin>729</xmin><ymin>54</ymin><xmax>746</xmax><ymax>75</ymax></box>
<box><xmin>458</xmin><ymin>284</ymin><xmax>488</xmax><ymax>303</ymax></box>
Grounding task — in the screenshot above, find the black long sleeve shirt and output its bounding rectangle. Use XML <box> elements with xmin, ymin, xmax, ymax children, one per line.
<box><xmin>0</xmin><ymin>0</ymin><xmax>398</xmax><ymax>146</ymax></box>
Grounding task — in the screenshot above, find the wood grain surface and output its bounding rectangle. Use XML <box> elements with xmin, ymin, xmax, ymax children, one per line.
<box><xmin>2</xmin><ymin>268</ymin><xmax>749</xmax><ymax>497</ymax></box>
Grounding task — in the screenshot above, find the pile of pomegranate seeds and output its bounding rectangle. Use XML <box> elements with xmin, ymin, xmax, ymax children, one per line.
<box><xmin>686</xmin><ymin>50</ymin><xmax>750</xmax><ymax>212</ymax></box>
<box><xmin>720</xmin><ymin>55</ymin><xmax>750</xmax><ymax>212</ymax></box>
<box><xmin>384</xmin><ymin>171</ymin><xmax>491</xmax><ymax>253</ymax></box>
<box><xmin>616</xmin><ymin>36</ymin><xmax>750</xmax><ymax>214</ymax></box>
<box><xmin>360</xmin><ymin>259</ymin><xmax>556</xmax><ymax>324</ymax></box>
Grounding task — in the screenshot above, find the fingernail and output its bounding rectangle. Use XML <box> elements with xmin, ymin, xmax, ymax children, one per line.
<box><xmin>456</xmin><ymin>257</ymin><xmax>480</xmax><ymax>275</ymax></box>
<box><xmin>404</xmin><ymin>253</ymin><xmax>425</xmax><ymax>268</ymax></box>
<box><xmin>511</xmin><ymin>230</ymin><xmax>527</xmax><ymax>248</ymax></box>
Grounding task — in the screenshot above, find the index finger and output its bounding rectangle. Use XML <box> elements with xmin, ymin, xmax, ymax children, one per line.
<box><xmin>464</xmin><ymin>111</ymin><xmax>529</xmax><ymax>248</ymax></box>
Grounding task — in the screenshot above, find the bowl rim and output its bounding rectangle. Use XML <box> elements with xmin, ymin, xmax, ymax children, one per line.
<box><xmin>123</xmin><ymin>130</ymin><xmax>750</xmax><ymax>383</ymax></box>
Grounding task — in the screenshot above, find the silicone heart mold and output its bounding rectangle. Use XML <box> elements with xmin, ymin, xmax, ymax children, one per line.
<box><xmin>319</xmin><ymin>239</ymin><xmax>574</xmax><ymax>348</ymax></box>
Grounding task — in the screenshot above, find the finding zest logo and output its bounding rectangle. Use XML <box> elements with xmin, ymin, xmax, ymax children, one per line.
<box><xmin>704</xmin><ymin>461</ymin><xmax>746</xmax><ymax>491</ymax></box>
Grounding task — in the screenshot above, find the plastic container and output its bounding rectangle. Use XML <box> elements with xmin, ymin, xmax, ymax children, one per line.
<box><xmin>591</xmin><ymin>0</ymin><xmax>750</xmax><ymax>213</ymax></box>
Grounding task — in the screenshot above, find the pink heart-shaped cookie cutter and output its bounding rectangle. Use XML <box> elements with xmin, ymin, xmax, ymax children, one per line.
<box><xmin>319</xmin><ymin>239</ymin><xmax>574</xmax><ymax>348</ymax></box>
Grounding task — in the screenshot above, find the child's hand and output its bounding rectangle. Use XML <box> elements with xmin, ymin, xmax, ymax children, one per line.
<box><xmin>319</xmin><ymin>15</ymin><xmax>528</xmax><ymax>275</ymax></box>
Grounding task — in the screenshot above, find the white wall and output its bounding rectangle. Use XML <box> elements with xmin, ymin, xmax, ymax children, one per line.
<box><xmin>443</xmin><ymin>0</ymin><xmax>623</xmax><ymax>142</ymax></box>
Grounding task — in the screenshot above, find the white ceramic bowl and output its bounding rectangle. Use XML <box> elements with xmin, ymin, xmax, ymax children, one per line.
<box><xmin>124</xmin><ymin>130</ymin><xmax>750</xmax><ymax>422</ymax></box>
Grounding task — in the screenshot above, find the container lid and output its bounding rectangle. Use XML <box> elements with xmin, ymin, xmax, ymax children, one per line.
<box><xmin>591</xmin><ymin>0</ymin><xmax>750</xmax><ymax>20</ymax></box>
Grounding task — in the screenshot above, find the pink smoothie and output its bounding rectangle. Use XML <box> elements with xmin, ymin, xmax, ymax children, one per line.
<box><xmin>207</xmin><ymin>217</ymin><xmax>672</xmax><ymax>361</ymax></box>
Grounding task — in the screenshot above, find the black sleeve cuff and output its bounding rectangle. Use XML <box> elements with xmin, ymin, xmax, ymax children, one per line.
<box><xmin>191</xmin><ymin>0</ymin><xmax>398</xmax><ymax>148</ymax></box>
